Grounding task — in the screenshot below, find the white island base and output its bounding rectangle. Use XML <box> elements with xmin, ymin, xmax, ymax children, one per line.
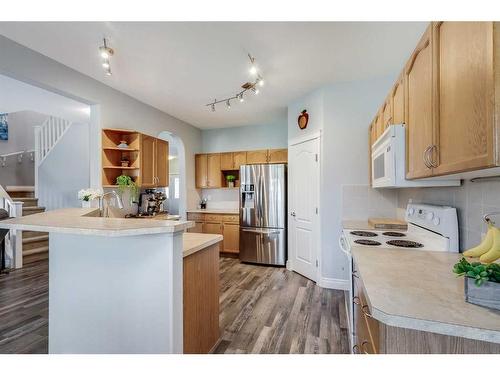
<box><xmin>48</xmin><ymin>231</ymin><xmax>183</xmax><ymax>354</ymax></box>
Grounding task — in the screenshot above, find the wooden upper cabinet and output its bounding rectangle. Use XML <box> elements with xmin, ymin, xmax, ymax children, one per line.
<box><xmin>382</xmin><ymin>97</ymin><xmax>392</xmax><ymax>130</ymax></box>
<box><xmin>233</xmin><ymin>152</ymin><xmax>247</xmax><ymax>170</ymax></box>
<box><xmin>432</xmin><ymin>22</ymin><xmax>496</xmax><ymax>176</ymax></box>
<box><xmin>391</xmin><ymin>73</ymin><xmax>405</xmax><ymax>125</ymax></box>
<box><xmin>268</xmin><ymin>148</ymin><xmax>288</xmax><ymax>163</ymax></box>
<box><xmin>405</xmin><ymin>25</ymin><xmax>434</xmax><ymax>179</ymax></box>
<box><xmin>375</xmin><ymin>111</ymin><xmax>384</xmax><ymax>140</ymax></box>
<box><xmin>207</xmin><ymin>153</ymin><xmax>221</xmax><ymax>188</ymax></box>
<box><xmin>141</xmin><ymin>134</ymin><xmax>157</xmax><ymax>188</ymax></box>
<box><xmin>246</xmin><ymin>150</ymin><xmax>269</xmax><ymax>164</ymax></box>
<box><xmin>220</xmin><ymin>152</ymin><xmax>234</xmax><ymax>170</ymax></box>
<box><xmin>155</xmin><ymin>139</ymin><xmax>169</xmax><ymax>187</ymax></box>
<box><xmin>195</xmin><ymin>154</ymin><xmax>208</xmax><ymax>188</ymax></box>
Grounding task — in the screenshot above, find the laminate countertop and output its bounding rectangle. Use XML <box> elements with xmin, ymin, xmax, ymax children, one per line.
<box><xmin>186</xmin><ymin>209</ymin><xmax>239</xmax><ymax>215</ymax></box>
<box><xmin>352</xmin><ymin>246</ymin><xmax>500</xmax><ymax>344</ymax></box>
<box><xmin>0</xmin><ymin>208</ymin><xmax>193</xmax><ymax>237</ymax></box>
<box><xmin>183</xmin><ymin>233</ymin><xmax>223</xmax><ymax>258</ymax></box>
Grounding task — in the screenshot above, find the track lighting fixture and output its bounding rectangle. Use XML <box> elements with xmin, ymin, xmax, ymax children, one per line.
<box><xmin>205</xmin><ymin>53</ymin><xmax>264</xmax><ymax>112</ymax></box>
<box><xmin>99</xmin><ymin>38</ymin><xmax>114</xmax><ymax>76</ymax></box>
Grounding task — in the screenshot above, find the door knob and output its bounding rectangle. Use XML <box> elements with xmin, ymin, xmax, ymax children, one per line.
<box><xmin>291</xmin><ymin>211</ymin><xmax>296</xmax><ymax>217</ymax></box>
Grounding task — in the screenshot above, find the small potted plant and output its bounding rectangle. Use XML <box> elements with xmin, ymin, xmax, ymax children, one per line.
<box><xmin>452</xmin><ymin>257</ymin><xmax>500</xmax><ymax>310</ymax></box>
<box><xmin>78</xmin><ymin>188</ymin><xmax>102</xmax><ymax>208</ymax></box>
<box><xmin>226</xmin><ymin>174</ymin><xmax>236</xmax><ymax>188</ymax></box>
<box><xmin>116</xmin><ymin>174</ymin><xmax>138</xmax><ymax>204</ymax></box>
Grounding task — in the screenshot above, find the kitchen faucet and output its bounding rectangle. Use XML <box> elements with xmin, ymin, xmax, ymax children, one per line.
<box><xmin>99</xmin><ymin>191</ymin><xmax>124</xmax><ymax>217</ymax></box>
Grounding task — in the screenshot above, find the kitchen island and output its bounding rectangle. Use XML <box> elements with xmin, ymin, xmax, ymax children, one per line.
<box><xmin>351</xmin><ymin>246</ymin><xmax>500</xmax><ymax>353</ymax></box>
<box><xmin>0</xmin><ymin>208</ymin><xmax>222</xmax><ymax>354</ymax></box>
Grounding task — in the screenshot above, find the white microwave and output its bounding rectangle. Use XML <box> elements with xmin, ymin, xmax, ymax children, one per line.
<box><xmin>371</xmin><ymin>125</ymin><xmax>460</xmax><ymax>188</ymax></box>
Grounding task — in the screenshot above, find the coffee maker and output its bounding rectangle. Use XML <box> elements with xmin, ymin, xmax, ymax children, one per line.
<box><xmin>139</xmin><ymin>189</ymin><xmax>166</xmax><ymax>216</ymax></box>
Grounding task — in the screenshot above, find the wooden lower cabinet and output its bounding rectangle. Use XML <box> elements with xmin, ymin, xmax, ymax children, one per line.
<box><xmin>353</xmin><ymin>261</ymin><xmax>500</xmax><ymax>354</ymax></box>
<box><xmin>222</xmin><ymin>223</ymin><xmax>239</xmax><ymax>253</ymax></box>
<box><xmin>204</xmin><ymin>222</ymin><xmax>222</xmax><ymax>235</ymax></box>
<box><xmin>187</xmin><ymin>213</ymin><xmax>240</xmax><ymax>254</ymax></box>
<box><xmin>183</xmin><ymin>242</ymin><xmax>220</xmax><ymax>353</ymax></box>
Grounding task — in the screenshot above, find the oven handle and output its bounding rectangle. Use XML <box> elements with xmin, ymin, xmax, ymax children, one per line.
<box><xmin>339</xmin><ymin>234</ymin><xmax>351</xmax><ymax>256</ymax></box>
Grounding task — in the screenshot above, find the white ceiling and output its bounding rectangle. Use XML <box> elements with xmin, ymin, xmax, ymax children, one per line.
<box><xmin>0</xmin><ymin>22</ymin><xmax>427</xmax><ymax>129</ymax></box>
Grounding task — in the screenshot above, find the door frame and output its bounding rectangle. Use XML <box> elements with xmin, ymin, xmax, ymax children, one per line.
<box><xmin>287</xmin><ymin>130</ymin><xmax>322</xmax><ymax>283</ymax></box>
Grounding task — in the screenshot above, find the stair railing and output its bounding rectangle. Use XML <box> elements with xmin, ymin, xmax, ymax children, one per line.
<box><xmin>34</xmin><ymin>116</ymin><xmax>72</xmax><ymax>199</ymax></box>
<box><xmin>0</xmin><ymin>184</ymin><xmax>23</xmax><ymax>269</ymax></box>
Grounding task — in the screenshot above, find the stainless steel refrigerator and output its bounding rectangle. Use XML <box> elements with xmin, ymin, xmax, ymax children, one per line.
<box><xmin>239</xmin><ymin>164</ymin><xmax>287</xmax><ymax>266</ymax></box>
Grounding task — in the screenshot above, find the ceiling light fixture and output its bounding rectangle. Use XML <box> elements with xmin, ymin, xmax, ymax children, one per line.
<box><xmin>205</xmin><ymin>53</ymin><xmax>264</xmax><ymax>112</ymax></box>
<box><xmin>99</xmin><ymin>38</ymin><xmax>114</xmax><ymax>77</ymax></box>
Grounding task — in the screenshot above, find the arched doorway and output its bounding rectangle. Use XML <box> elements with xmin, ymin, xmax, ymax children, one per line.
<box><xmin>157</xmin><ymin>131</ymin><xmax>186</xmax><ymax>218</ymax></box>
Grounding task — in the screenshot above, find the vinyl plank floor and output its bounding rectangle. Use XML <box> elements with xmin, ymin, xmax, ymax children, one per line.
<box><xmin>0</xmin><ymin>257</ymin><xmax>349</xmax><ymax>354</ymax></box>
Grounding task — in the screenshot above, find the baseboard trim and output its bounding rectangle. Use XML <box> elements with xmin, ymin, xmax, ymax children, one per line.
<box><xmin>318</xmin><ymin>277</ymin><xmax>349</xmax><ymax>290</ymax></box>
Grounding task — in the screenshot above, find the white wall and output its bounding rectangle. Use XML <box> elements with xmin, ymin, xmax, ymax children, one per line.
<box><xmin>0</xmin><ymin>74</ymin><xmax>90</xmax><ymax>123</ymax></box>
<box><xmin>0</xmin><ymin>110</ymin><xmax>48</xmax><ymax>186</ymax></box>
<box><xmin>201</xmin><ymin>122</ymin><xmax>287</xmax><ymax>153</ymax></box>
<box><xmin>287</xmin><ymin>76</ymin><xmax>395</xmax><ymax>283</ymax></box>
<box><xmin>0</xmin><ymin>36</ymin><xmax>202</xmax><ymax>214</ymax></box>
<box><xmin>38</xmin><ymin>123</ymin><xmax>90</xmax><ymax>210</ymax></box>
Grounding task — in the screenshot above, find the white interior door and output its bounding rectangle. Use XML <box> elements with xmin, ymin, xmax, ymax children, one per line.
<box><xmin>288</xmin><ymin>136</ymin><xmax>320</xmax><ymax>282</ymax></box>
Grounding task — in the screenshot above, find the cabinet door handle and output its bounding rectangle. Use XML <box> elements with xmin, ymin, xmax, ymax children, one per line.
<box><xmin>423</xmin><ymin>146</ymin><xmax>432</xmax><ymax>168</ymax></box>
<box><xmin>353</xmin><ymin>296</ymin><xmax>361</xmax><ymax>305</ymax></box>
<box><xmin>429</xmin><ymin>145</ymin><xmax>438</xmax><ymax>168</ymax></box>
<box><xmin>352</xmin><ymin>344</ymin><xmax>360</xmax><ymax>354</ymax></box>
<box><xmin>352</xmin><ymin>270</ymin><xmax>359</xmax><ymax>279</ymax></box>
<box><xmin>361</xmin><ymin>341</ymin><xmax>372</xmax><ymax>354</ymax></box>
<box><xmin>361</xmin><ymin>304</ymin><xmax>373</xmax><ymax>318</ymax></box>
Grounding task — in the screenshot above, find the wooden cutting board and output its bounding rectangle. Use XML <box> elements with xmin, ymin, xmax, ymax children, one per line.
<box><xmin>368</xmin><ymin>218</ymin><xmax>408</xmax><ymax>230</ymax></box>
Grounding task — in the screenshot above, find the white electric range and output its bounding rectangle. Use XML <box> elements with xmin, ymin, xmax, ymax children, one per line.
<box><xmin>339</xmin><ymin>203</ymin><xmax>460</xmax><ymax>352</ymax></box>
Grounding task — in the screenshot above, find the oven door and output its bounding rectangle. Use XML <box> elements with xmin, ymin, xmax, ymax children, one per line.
<box><xmin>371</xmin><ymin>135</ymin><xmax>395</xmax><ymax>188</ymax></box>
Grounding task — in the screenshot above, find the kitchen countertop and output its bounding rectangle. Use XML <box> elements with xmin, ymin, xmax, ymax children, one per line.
<box><xmin>186</xmin><ymin>208</ymin><xmax>239</xmax><ymax>215</ymax></box>
<box><xmin>183</xmin><ymin>233</ymin><xmax>223</xmax><ymax>258</ymax></box>
<box><xmin>352</xmin><ymin>246</ymin><xmax>500</xmax><ymax>344</ymax></box>
<box><xmin>0</xmin><ymin>208</ymin><xmax>193</xmax><ymax>237</ymax></box>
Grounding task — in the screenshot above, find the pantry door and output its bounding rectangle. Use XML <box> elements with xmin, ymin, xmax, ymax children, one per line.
<box><xmin>288</xmin><ymin>134</ymin><xmax>320</xmax><ymax>282</ymax></box>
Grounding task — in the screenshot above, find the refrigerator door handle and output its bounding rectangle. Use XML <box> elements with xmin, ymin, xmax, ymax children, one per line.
<box><xmin>241</xmin><ymin>228</ymin><xmax>281</xmax><ymax>235</ymax></box>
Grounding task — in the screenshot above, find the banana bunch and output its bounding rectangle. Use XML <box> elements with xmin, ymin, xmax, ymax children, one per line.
<box><xmin>464</xmin><ymin>222</ymin><xmax>500</xmax><ymax>263</ymax></box>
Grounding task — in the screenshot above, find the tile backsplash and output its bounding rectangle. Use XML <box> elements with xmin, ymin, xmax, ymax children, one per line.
<box><xmin>200</xmin><ymin>189</ymin><xmax>239</xmax><ymax>210</ymax></box>
<box><xmin>342</xmin><ymin>185</ymin><xmax>398</xmax><ymax>220</ymax></box>
<box><xmin>397</xmin><ymin>180</ymin><xmax>500</xmax><ymax>251</ymax></box>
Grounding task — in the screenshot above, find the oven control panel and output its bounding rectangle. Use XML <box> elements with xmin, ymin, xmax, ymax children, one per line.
<box><xmin>406</xmin><ymin>203</ymin><xmax>458</xmax><ymax>252</ymax></box>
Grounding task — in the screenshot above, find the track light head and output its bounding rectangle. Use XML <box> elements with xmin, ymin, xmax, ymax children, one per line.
<box><xmin>211</xmin><ymin>103</ymin><xmax>216</xmax><ymax>112</ymax></box>
<box><xmin>239</xmin><ymin>93</ymin><xmax>244</xmax><ymax>103</ymax></box>
<box><xmin>258</xmin><ymin>78</ymin><xmax>264</xmax><ymax>87</ymax></box>
<box><xmin>226</xmin><ymin>99</ymin><xmax>231</xmax><ymax>109</ymax></box>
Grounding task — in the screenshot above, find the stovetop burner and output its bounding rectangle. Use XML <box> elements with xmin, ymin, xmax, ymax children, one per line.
<box><xmin>350</xmin><ymin>231</ymin><xmax>378</xmax><ymax>237</ymax></box>
<box><xmin>354</xmin><ymin>239</ymin><xmax>381</xmax><ymax>246</ymax></box>
<box><xmin>382</xmin><ymin>231</ymin><xmax>406</xmax><ymax>237</ymax></box>
<box><xmin>386</xmin><ymin>240</ymin><xmax>423</xmax><ymax>248</ymax></box>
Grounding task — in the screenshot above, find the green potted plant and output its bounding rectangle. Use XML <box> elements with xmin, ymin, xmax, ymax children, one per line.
<box><xmin>452</xmin><ymin>257</ymin><xmax>500</xmax><ymax>310</ymax></box>
<box><xmin>226</xmin><ymin>174</ymin><xmax>236</xmax><ymax>188</ymax></box>
<box><xmin>116</xmin><ymin>174</ymin><xmax>138</xmax><ymax>204</ymax></box>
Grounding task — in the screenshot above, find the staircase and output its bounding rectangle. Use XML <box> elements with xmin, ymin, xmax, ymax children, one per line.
<box><xmin>6</xmin><ymin>186</ymin><xmax>48</xmax><ymax>265</ymax></box>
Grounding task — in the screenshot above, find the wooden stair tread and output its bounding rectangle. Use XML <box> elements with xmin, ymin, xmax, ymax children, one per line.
<box><xmin>23</xmin><ymin>234</ymin><xmax>49</xmax><ymax>244</ymax></box>
<box><xmin>23</xmin><ymin>252</ymin><xmax>49</xmax><ymax>264</ymax></box>
<box><xmin>23</xmin><ymin>245</ymin><xmax>49</xmax><ymax>256</ymax></box>
<box><xmin>22</xmin><ymin>230</ymin><xmax>49</xmax><ymax>238</ymax></box>
<box><xmin>5</xmin><ymin>185</ymin><xmax>35</xmax><ymax>192</ymax></box>
<box><xmin>22</xmin><ymin>207</ymin><xmax>46</xmax><ymax>216</ymax></box>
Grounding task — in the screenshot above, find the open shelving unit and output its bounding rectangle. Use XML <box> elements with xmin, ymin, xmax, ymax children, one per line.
<box><xmin>101</xmin><ymin>128</ymin><xmax>142</xmax><ymax>187</ymax></box>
